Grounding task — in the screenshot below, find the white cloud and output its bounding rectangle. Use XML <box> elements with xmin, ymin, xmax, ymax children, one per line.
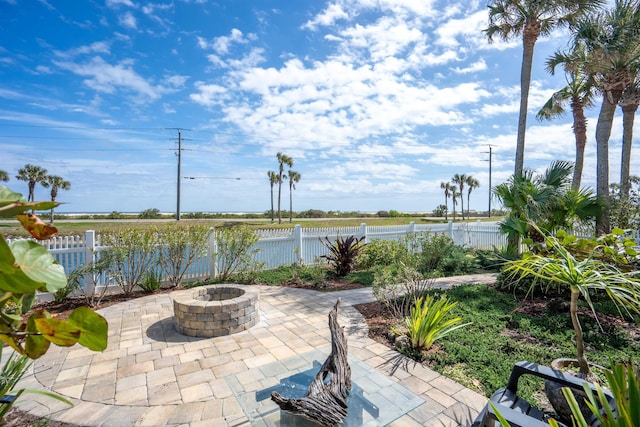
<box><xmin>452</xmin><ymin>58</ymin><xmax>486</xmax><ymax>74</ymax></box>
<box><xmin>106</xmin><ymin>0</ymin><xmax>135</xmax><ymax>8</ymax></box>
<box><xmin>190</xmin><ymin>82</ymin><xmax>228</xmax><ymax>106</ymax></box>
<box><xmin>435</xmin><ymin>11</ymin><xmax>487</xmax><ymax>47</ymax></box>
<box><xmin>198</xmin><ymin>29</ymin><xmax>251</xmax><ymax>55</ymax></box>
<box><xmin>303</xmin><ymin>3</ymin><xmax>350</xmax><ymax>30</ymax></box>
<box><xmin>119</xmin><ymin>12</ymin><xmax>137</xmax><ymax>29</ymax></box>
<box><xmin>53</xmin><ymin>41</ymin><xmax>111</xmax><ymax>58</ymax></box>
<box><xmin>53</xmin><ymin>56</ymin><xmax>161</xmax><ymax>100</ymax></box>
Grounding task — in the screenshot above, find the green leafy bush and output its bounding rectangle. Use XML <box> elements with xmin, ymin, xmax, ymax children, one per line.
<box><xmin>215</xmin><ymin>227</ymin><xmax>262</xmax><ymax>281</ymax></box>
<box><xmin>396</xmin><ymin>294</ymin><xmax>470</xmax><ymax>351</ymax></box>
<box><xmin>356</xmin><ymin>239</ymin><xmax>410</xmax><ymax>269</ymax></box>
<box><xmin>156</xmin><ymin>224</ymin><xmax>211</xmax><ymax>287</ymax></box>
<box><xmin>404</xmin><ymin>232</ymin><xmax>477</xmax><ymax>276</ymax></box>
<box><xmin>100</xmin><ymin>228</ymin><xmax>157</xmax><ymax>295</ymax></box>
<box><xmin>69</xmin><ymin>254</ymin><xmax>113</xmax><ymax>308</ymax></box>
<box><xmin>319</xmin><ymin>235</ymin><xmax>366</xmax><ymax>277</ymax></box>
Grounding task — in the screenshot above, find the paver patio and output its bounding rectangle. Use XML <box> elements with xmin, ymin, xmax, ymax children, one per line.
<box><xmin>12</xmin><ymin>274</ymin><xmax>497</xmax><ymax>426</ymax></box>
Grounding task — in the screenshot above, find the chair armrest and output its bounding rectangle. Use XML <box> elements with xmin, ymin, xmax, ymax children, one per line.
<box><xmin>506</xmin><ymin>361</ymin><xmax>613</xmax><ymax>402</ymax></box>
<box><xmin>484</xmin><ymin>402</ymin><xmax>553</xmax><ymax>427</ymax></box>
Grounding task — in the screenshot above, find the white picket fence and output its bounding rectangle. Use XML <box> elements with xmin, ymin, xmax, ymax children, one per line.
<box><xmin>30</xmin><ymin>221</ymin><xmax>502</xmax><ymax>292</ymax></box>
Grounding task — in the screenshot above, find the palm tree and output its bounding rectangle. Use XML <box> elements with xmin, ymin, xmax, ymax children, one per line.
<box><xmin>570</xmin><ymin>0</ymin><xmax>640</xmax><ymax>234</ymax></box>
<box><xmin>267</xmin><ymin>171</ymin><xmax>279</xmax><ymax>223</ymax></box>
<box><xmin>45</xmin><ymin>175</ymin><xmax>70</xmax><ymax>224</ymax></box>
<box><xmin>484</xmin><ymin>0</ymin><xmax>604</xmax><ymax>176</ymax></box>
<box><xmin>0</xmin><ymin>170</ymin><xmax>8</xmax><ymax>182</ymax></box>
<box><xmin>494</xmin><ymin>160</ymin><xmax>575</xmax><ymax>254</ymax></box>
<box><xmin>276</xmin><ymin>152</ymin><xmax>293</xmax><ymax>224</ymax></box>
<box><xmin>288</xmin><ymin>170</ymin><xmax>301</xmax><ymax>223</ymax></box>
<box><xmin>440</xmin><ymin>181</ymin><xmax>454</xmax><ymax>221</ymax></box>
<box><xmin>451</xmin><ymin>174</ymin><xmax>468</xmax><ymax>221</ymax></box>
<box><xmin>465</xmin><ymin>176</ymin><xmax>480</xmax><ymax>219</ymax></box>
<box><xmin>541</xmin><ymin>45</ymin><xmax>597</xmax><ymax>190</ymax></box>
<box><xmin>15</xmin><ymin>164</ymin><xmax>48</xmax><ymax>202</ymax></box>
<box><xmin>451</xmin><ymin>188</ymin><xmax>461</xmax><ymax>222</ymax></box>
<box><xmin>619</xmin><ymin>80</ymin><xmax>640</xmax><ymax>198</ymax></box>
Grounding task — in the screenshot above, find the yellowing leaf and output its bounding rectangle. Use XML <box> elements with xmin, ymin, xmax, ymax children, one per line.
<box><xmin>34</xmin><ymin>318</ymin><xmax>81</xmax><ymax>347</ymax></box>
<box><xmin>17</xmin><ymin>213</ymin><xmax>58</xmax><ymax>240</ymax></box>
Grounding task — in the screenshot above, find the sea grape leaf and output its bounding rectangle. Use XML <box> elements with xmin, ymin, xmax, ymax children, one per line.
<box><xmin>25</xmin><ymin>311</ymin><xmax>51</xmax><ymax>359</ymax></box>
<box><xmin>67</xmin><ymin>307</ymin><xmax>108</xmax><ymax>351</ymax></box>
<box><xmin>17</xmin><ymin>214</ymin><xmax>58</xmax><ymax>240</ymax></box>
<box><xmin>8</xmin><ymin>240</ymin><xmax>66</xmax><ymax>292</ymax></box>
<box><xmin>0</xmin><ymin>237</ymin><xmax>17</xmax><ymax>275</ymax></box>
<box><xmin>0</xmin><ymin>187</ymin><xmax>57</xmax><ymax>218</ymax></box>
<box><xmin>34</xmin><ymin>318</ymin><xmax>81</xmax><ymax>347</ymax></box>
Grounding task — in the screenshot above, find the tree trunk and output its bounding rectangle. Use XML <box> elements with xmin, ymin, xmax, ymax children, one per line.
<box><xmin>570</xmin><ymin>289</ymin><xmax>590</xmax><ymax>376</ymax></box>
<box><xmin>444</xmin><ymin>195</ymin><xmax>448</xmax><ymax>221</ymax></box>
<box><xmin>277</xmin><ymin>177</ymin><xmax>282</xmax><ymax>224</ymax></box>
<box><xmin>594</xmin><ymin>92</ymin><xmax>620</xmax><ymax>235</ymax></box>
<box><xmin>289</xmin><ymin>184</ymin><xmax>293</xmax><ymax>223</ymax></box>
<box><xmin>620</xmin><ymin>103</ymin><xmax>638</xmax><ymax>198</ymax></box>
<box><xmin>271</xmin><ymin>299</ymin><xmax>351</xmax><ymax>426</ymax></box>
<box><xmin>460</xmin><ymin>190</ymin><xmax>465</xmax><ymax>221</ymax></box>
<box><xmin>270</xmin><ymin>185</ymin><xmax>274</xmax><ymax>223</ymax></box>
<box><xmin>514</xmin><ymin>30</ymin><xmax>538</xmax><ymax>175</ymax></box>
<box><xmin>571</xmin><ymin>100</ymin><xmax>588</xmax><ymax>191</ymax></box>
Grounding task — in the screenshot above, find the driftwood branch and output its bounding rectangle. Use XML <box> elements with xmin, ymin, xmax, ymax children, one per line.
<box><xmin>271</xmin><ymin>299</ymin><xmax>352</xmax><ymax>426</ymax></box>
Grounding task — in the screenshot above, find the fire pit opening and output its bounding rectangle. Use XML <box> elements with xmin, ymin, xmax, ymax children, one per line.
<box><xmin>173</xmin><ymin>285</ymin><xmax>259</xmax><ymax>337</ymax></box>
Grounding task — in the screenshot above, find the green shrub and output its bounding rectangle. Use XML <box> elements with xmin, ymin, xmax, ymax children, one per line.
<box><xmin>139</xmin><ymin>269</ymin><xmax>162</xmax><ymax>293</ymax></box>
<box><xmin>404</xmin><ymin>232</ymin><xmax>477</xmax><ymax>276</ymax></box>
<box><xmin>53</xmin><ymin>276</ymin><xmax>80</xmax><ymax>303</ymax></box>
<box><xmin>373</xmin><ymin>263</ymin><xmax>433</xmax><ymax>319</ymax></box>
<box><xmin>395</xmin><ymin>294</ymin><xmax>470</xmax><ymax>351</ymax></box>
<box><xmin>356</xmin><ymin>239</ymin><xmax>410</xmax><ymax>269</ymax></box>
<box><xmin>156</xmin><ymin>224</ymin><xmax>211</xmax><ymax>287</ymax></box>
<box><xmin>215</xmin><ymin>227</ymin><xmax>262</xmax><ymax>281</ymax></box>
<box><xmin>319</xmin><ymin>235</ymin><xmax>366</xmax><ymax>277</ymax></box>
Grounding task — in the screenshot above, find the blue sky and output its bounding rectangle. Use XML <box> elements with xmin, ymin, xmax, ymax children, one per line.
<box><xmin>1</xmin><ymin>0</ymin><xmax>636</xmax><ymax>214</ymax></box>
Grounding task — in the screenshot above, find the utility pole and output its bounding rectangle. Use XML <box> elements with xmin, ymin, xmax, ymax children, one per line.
<box><xmin>166</xmin><ymin>128</ymin><xmax>191</xmax><ymax>221</ymax></box>
<box><xmin>483</xmin><ymin>145</ymin><xmax>493</xmax><ymax>218</ymax></box>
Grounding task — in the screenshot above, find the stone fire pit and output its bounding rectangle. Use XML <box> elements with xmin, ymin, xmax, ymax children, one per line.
<box><xmin>172</xmin><ymin>285</ymin><xmax>259</xmax><ymax>337</ymax></box>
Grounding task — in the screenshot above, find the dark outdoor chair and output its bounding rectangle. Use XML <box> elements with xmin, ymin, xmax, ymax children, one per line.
<box><xmin>472</xmin><ymin>360</ymin><xmax>616</xmax><ymax>427</ymax></box>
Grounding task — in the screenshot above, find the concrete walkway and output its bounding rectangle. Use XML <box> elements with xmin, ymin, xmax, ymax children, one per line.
<box><xmin>13</xmin><ymin>274</ymin><xmax>498</xmax><ymax>426</ymax></box>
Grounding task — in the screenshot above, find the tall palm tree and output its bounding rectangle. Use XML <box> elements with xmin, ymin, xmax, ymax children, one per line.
<box><xmin>484</xmin><ymin>0</ymin><xmax>604</xmax><ymax>175</ymax></box>
<box><xmin>267</xmin><ymin>171</ymin><xmax>279</xmax><ymax>223</ymax></box>
<box><xmin>15</xmin><ymin>164</ymin><xmax>48</xmax><ymax>202</ymax></box>
<box><xmin>451</xmin><ymin>189</ymin><xmax>461</xmax><ymax>222</ymax></box>
<box><xmin>288</xmin><ymin>170</ymin><xmax>301</xmax><ymax>223</ymax></box>
<box><xmin>619</xmin><ymin>80</ymin><xmax>640</xmax><ymax>197</ymax></box>
<box><xmin>541</xmin><ymin>45</ymin><xmax>597</xmax><ymax>190</ymax></box>
<box><xmin>276</xmin><ymin>152</ymin><xmax>293</xmax><ymax>224</ymax></box>
<box><xmin>465</xmin><ymin>176</ymin><xmax>480</xmax><ymax>219</ymax></box>
<box><xmin>570</xmin><ymin>0</ymin><xmax>640</xmax><ymax>234</ymax></box>
<box><xmin>46</xmin><ymin>175</ymin><xmax>70</xmax><ymax>224</ymax></box>
<box><xmin>0</xmin><ymin>170</ymin><xmax>8</xmax><ymax>182</ymax></box>
<box><xmin>451</xmin><ymin>174</ymin><xmax>468</xmax><ymax>221</ymax></box>
<box><xmin>440</xmin><ymin>181</ymin><xmax>453</xmax><ymax>221</ymax></box>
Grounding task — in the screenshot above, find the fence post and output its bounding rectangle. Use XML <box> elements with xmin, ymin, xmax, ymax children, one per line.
<box><xmin>360</xmin><ymin>223</ymin><xmax>367</xmax><ymax>243</ymax></box>
<box><xmin>294</xmin><ymin>224</ymin><xmax>303</xmax><ymax>264</ymax></box>
<box><xmin>208</xmin><ymin>230</ymin><xmax>218</xmax><ymax>279</ymax></box>
<box><xmin>82</xmin><ymin>230</ymin><xmax>95</xmax><ymax>295</ymax></box>
<box><xmin>408</xmin><ymin>221</ymin><xmax>415</xmax><ymax>234</ymax></box>
<box><xmin>447</xmin><ymin>221</ymin><xmax>453</xmax><ymax>239</ymax></box>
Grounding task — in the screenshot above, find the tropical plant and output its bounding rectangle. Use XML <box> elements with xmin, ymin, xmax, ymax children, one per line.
<box><xmin>100</xmin><ymin>228</ymin><xmax>157</xmax><ymax>295</ymax></box>
<box><xmin>541</xmin><ymin>44</ymin><xmax>596</xmax><ymax>190</ymax></box>
<box><xmin>440</xmin><ymin>181</ymin><xmax>454</xmax><ymax>221</ymax></box>
<box><xmin>433</xmin><ymin>204</ymin><xmax>447</xmax><ymax>218</ymax></box>
<box><xmin>267</xmin><ymin>170</ymin><xmax>279</xmax><ymax>223</ymax></box>
<box><xmin>0</xmin><ymin>185</ymin><xmax>108</xmax><ymax>361</ymax></box>
<box><xmin>619</xmin><ymin>81</ymin><xmax>640</xmax><ymax>198</ymax></box>
<box><xmin>451</xmin><ymin>188</ymin><xmax>460</xmax><ymax>222</ymax></box>
<box><xmin>139</xmin><ymin>208</ymin><xmax>161</xmax><ymax>219</ymax></box>
<box><xmin>288</xmin><ymin>170</ymin><xmax>301</xmax><ymax>223</ymax></box>
<box><xmin>394</xmin><ymin>295</ymin><xmax>470</xmax><ymax>351</ymax></box>
<box><xmin>139</xmin><ymin>269</ymin><xmax>162</xmax><ymax>293</ymax></box>
<box><xmin>609</xmin><ymin>177</ymin><xmax>640</xmax><ymax>229</ymax></box>
<box><xmin>504</xmin><ymin>232</ymin><xmax>640</xmax><ymax>376</ymax></box>
<box><xmin>319</xmin><ymin>235</ymin><xmax>366</xmax><ymax>277</ymax></box>
<box><xmin>15</xmin><ymin>163</ymin><xmax>48</xmax><ymax>202</ymax></box>
<box><xmin>372</xmin><ymin>263</ymin><xmax>433</xmax><ymax>319</ymax></box>
<box><xmin>155</xmin><ymin>224</ymin><xmax>211</xmax><ymax>287</ymax></box>
<box><xmin>0</xmin><ymin>170</ymin><xmax>8</xmax><ymax>182</ymax></box>
<box><xmin>45</xmin><ymin>174</ymin><xmax>70</xmax><ymax>224</ymax></box>
<box><xmin>68</xmin><ymin>253</ymin><xmax>113</xmax><ymax>308</ymax></box>
<box><xmin>0</xmin><ymin>352</ymin><xmax>73</xmax><ymax>421</ymax></box>
<box><xmin>276</xmin><ymin>152</ymin><xmax>293</xmax><ymax>224</ymax></box>
<box><xmin>452</xmin><ymin>174</ymin><xmax>468</xmax><ymax>220</ymax></box>
<box><xmin>553</xmin><ymin>362</ymin><xmax>640</xmax><ymax>427</ymax></box>
<box><xmin>484</xmin><ymin>0</ymin><xmax>603</xmax><ymax>176</ymax></box>
<box><xmin>465</xmin><ymin>176</ymin><xmax>480</xmax><ymax>219</ymax></box>
<box><xmin>214</xmin><ymin>227</ymin><xmax>262</xmax><ymax>281</ymax></box>
<box><xmin>569</xmin><ymin>0</ymin><xmax>640</xmax><ymax>234</ymax></box>
<box><xmin>356</xmin><ymin>238</ymin><xmax>411</xmax><ymax>270</ymax></box>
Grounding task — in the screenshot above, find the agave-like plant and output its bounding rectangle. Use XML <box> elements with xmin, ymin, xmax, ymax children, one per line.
<box><xmin>396</xmin><ymin>294</ymin><xmax>471</xmax><ymax>351</ymax></box>
<box><xmin>319</xmin><ymin>235</ymin><xmax>366</xmax><ymax>277</ymax></box>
